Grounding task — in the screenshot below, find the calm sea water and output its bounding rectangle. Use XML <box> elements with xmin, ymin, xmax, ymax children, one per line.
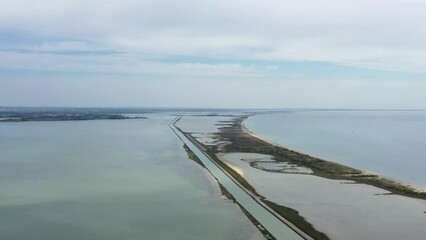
<box><xmin>0</xmin><ymin>116</ymin><xmax>262</xmax><ymax>240</ymax></box>
<box><xmin>246</xmin><ymin>111</ymin><xmax>426</xmax><ymax>188</ymax></box>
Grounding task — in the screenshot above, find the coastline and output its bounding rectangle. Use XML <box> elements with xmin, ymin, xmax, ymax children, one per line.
<box><xmin>234</xmin><ymin>115</ymin><xmax>425</xmax><ymax>198</ymax></box>
<box><xmin>183</xmin><ymin>145</ymin><xmax>272</xmax><ymax>240</ymax></box>
<box><xmin>176</xmin><ymin>114</ymin><xmax>426</xmax><ymax>240</ymax></box>
<box><xmin>172</xmin><ymin>118</ymin><xmax>311</xmax><ymax>240</ymax></box>
<box><xmin>176</xmin><ymin>117</ymin><xmax>328</xmax><ymax>240</ymax></box>
<box><xmin>216</xmin><ymin>149</ymin><xmax>426</xmax><ymax>240</ymax></box>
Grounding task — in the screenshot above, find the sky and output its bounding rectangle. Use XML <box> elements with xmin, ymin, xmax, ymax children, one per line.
<box><xmin>1</xmin><ymin>0</ymin><xmax>426</xmax><ymax>109</ymax></box>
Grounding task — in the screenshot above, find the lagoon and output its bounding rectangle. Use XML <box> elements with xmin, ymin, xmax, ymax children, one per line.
<box><xmin>220</xmin><ymin>152</ymin><xmax>426</xmax><ymax>240</ymax></box>
<box><xmin>178</xmin><ymin>114</ymin><xmax>426</xmax><ymax>240</ymax></box>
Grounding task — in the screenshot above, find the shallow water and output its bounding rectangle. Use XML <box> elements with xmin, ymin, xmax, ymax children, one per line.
<box><xmin>221</xmin><ymin>152</ymin><xmax>426</xmax><ymax>240</ymax></box>
<box><xmin>171</xmin><ymin>123</ymin><xmax>304</xmax><ymax>240</ymax></box>
<box><xmin>253</xmin><ymin>161</ymin><xmax>313</xmax><ymax>174</ymax></box>
<box><xmin>178</xmin><ymin>115</ymin><xmax>426</xmax><ymax>240</ymax></box>
<box><xmin>0</xmin><ymin>117</ymin><xmax>263</xmax><ymax>240</ymax></box>
<box><xmin>246</xmin><ymin>111</ymin><xmax>426</xmax><ymax>188</ymax></box>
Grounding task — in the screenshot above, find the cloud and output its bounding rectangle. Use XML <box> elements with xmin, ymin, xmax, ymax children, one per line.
<box><xmin>37</xmin><ymin>41</ymin><xmax>89</xmax><ymax>51</ymax></box>
<box><xmin>1</xmin><ymin>0</ymin><xmax>426</xmax><ymax>108</ymax></box>
<box><xmin>0</xmin><ymin>0</ymin><xmax>426</xmax><ymax>73</ymax></box>
<box><xmin>0</xmin><ymin>50</ymin><xmax>259</xmax><ymax>77</ymax></box>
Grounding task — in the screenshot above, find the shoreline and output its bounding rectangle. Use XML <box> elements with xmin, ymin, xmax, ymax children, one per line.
<box><xmin>171</xmin><ymin>118</ymin><xmax>311</xmax><ymax>240</ymax></box>
<box><xmin>183</xmin><ymin>145</ymin><xmax>273</xmax><ymax>240</ymax></box>
<box><xmin>176</xmin><ymin>114</ymin><xmax>426</xmax><ymax>240</ymax></box>
<box><xmin>175</xmin><ymin>117</ymin><xmax>327</xmax><ymax>240</ymax></box>
<box><xmin>241</xmin><ymin>115</ymin><xmax>426</xmax><ymax>194</ymax></box>
<box><xmin>217</xmin><ymin>115</ymin><xmax>425</xmax><ymax>200</ymax></box>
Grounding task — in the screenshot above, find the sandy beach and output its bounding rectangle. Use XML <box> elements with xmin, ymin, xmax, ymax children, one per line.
<box><xmin>241</xmin><ymin>116</ymin><xmax>426</xmax><ymax>194</ymax></box>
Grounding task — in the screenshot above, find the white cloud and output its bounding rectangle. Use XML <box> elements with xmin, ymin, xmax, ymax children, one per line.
<box><xmin>1</xmin><ymin>0</ymin><xmax>426</xmax><ymax>72</ymax></box>
<box><xmin>0</xmin><ymin>50</ymin><xmax>258</xmax><ymax>77</ymax></box>
<box><xmin>38</xmin><ymin>41</ymin><xmax>89</xmax><ymax>51</ymax></box>
<box><xmin>1</xmin><ymin>0</ymin><xmax>426</xmax><ymax>108</ymax></box>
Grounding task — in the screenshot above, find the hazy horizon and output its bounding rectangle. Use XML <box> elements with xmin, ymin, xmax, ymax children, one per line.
<box><xmin>2</xmin><ymin>106</ymin><xmax>426</xmax><ymax>111</ymax></box>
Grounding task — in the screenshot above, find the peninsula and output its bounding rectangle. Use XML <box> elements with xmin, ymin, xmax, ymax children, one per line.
<box><xmin>216</xmin><ymin>115</ymin><xmax>425</xmax><ymax>200</ymax></box>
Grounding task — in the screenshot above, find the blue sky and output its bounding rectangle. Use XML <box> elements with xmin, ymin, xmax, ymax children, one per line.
<box><xmin>1</xmin><ymin>0</ymin><xmax>426</xmax><ymax>108</ymax></box>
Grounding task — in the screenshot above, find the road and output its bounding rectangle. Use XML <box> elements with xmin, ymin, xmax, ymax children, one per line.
<box><xmin>170</xmin><ymin>116</ymin><xmax>311</xmax><ymax>240</ymax></box>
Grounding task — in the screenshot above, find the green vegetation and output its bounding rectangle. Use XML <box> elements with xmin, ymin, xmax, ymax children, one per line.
<box><xmin>218</xmin><ymin>183</ymin><xmax>234</xmax><ymax>201</ymax></box>
<box><xmin>181</xmin><ymin>114</ymin><xmax>426</xmax><ymax>240</ymax></box>
<box><xmin>205</xmin><ymin>150</ymin><xmax>259</xmax><ymax>195</ymax></box>
<box><xmin>183</xmin><ymin>145</ymin><xmax>276</xmax><ymax>240</ymax></box>
<box><xmin>181</xmin><ymin>127</ymin><xmax>327</xmax><ymax>240</ymax></box>
<box><xmin>0</xmin><ymin>112</ymin><xmax>146</xmax><ymax>122</ymax></box>
<box><xmin>263</xmin><ymin>200</ymin><xmax>329</xmax><ymax>240</ymax></box>
<box><xmin>184</xmin><ymin>145</ymin><xmax>206</xmax><ymax>168</ymax></box>
<box><xmin>238</xmin><ymin>202</ymin><xmax>277</xmax><ymax>240</ymax></box>
<box><xmin>217</xmin><ymin>116</ymin><xmax>426</xmax><ymax>200</ymax></box>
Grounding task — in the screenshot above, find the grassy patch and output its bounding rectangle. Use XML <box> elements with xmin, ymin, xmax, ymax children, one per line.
<box><xmin>184</xmin><ymin>145</ymin><xmax>206</xmax><ymax>168</ymax></box>
<box><xmin>217</xmin><ymin>116</ymin><xmax>426</xmax><ymax>200</ymax></box>
<box><xmin>183</xmin><ymin>145</ymin><xmax>276</xmax><ymax>240</ymax></box>
<box><xmin>263</xmin><ymin>200</ymin><xmax>329</xmax><ymax>240</ymax></box>
<box><xmin>206</xmin><ymin>150</ymin><xmax>258</xmax><ymax>195</ymax></box>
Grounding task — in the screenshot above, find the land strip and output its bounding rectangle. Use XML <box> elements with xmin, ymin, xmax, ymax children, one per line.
<box><xmin>170</xmin><ymin>116</ymin><xmax>313</xmax><ymax>240</ymax></box>
<box><xmin>0</xmin><ymin>112</ymin><xmax>146</xmax><ymax>122</ymax></box>
<box><xmin>216</xmin><ymin>116</ymin><xmax>426</xmax><ymax>200</ymax></box>
<box><xmin>183</xmin><ymin>145</ymin><xmax>276</xmax><ymax>240</ymax></box>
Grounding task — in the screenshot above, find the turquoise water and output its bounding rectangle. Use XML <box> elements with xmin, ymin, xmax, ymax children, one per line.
<box><xmin>0</xmin><ymin>117</ymin><xmax>262</xmax><ymax>240</ymax></box>
<box><xmin>246</xmin><ymin>111</ymin><xmax>426</xmax><ymax>188</ymax></box>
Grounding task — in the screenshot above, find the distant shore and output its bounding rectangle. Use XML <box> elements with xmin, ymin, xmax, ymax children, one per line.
<box><xmin>0</xmin><ymin>113</ymin><xmax>147</xmax><ymax>122</ymax></box>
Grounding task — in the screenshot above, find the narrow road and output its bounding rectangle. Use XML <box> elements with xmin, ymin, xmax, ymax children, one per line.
<box><xmin>170</xmin><ymin>116</ymin><xmax>311</xmax><ymax>240</ymax></box>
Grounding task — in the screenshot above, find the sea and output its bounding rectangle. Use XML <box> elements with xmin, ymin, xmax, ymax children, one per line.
<box><xmin>0</xmin><ymin>115</ymin><xmax>262</xmax><ymax>240</ymax></box>
<box><xmin>245</xmin><ymin>110</ymin><xmax>426</xmax><ymax>188</ymax></box>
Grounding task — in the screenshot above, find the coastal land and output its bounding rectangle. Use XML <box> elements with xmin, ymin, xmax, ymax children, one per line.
<box><xmin>183</xmin><ymin>145</ymin><xmax>274</xmax><ymax>240</ymax></box>
<box><xmin>176</xmin><ymin>113</ymin><xmax>426</xmax><ymax>240</ymax></box>
<box><xmin>174</xmin><ymin>116</ymin><xmax>326</xmax><ymax>240</ymax></box>
<box><xmin>171</xmin><ymin>117</ymin><xmax>310</xmax><ymax>240</ymax></box>
<box><xmin>0</xmin><ymin>111</ymin><xmax>146</xmax><ymax>122</ymax></box>
<box><xmin>217</xmin><ymin>115</ymin><xmax>425</xmax><ymax>200</ymax></box>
